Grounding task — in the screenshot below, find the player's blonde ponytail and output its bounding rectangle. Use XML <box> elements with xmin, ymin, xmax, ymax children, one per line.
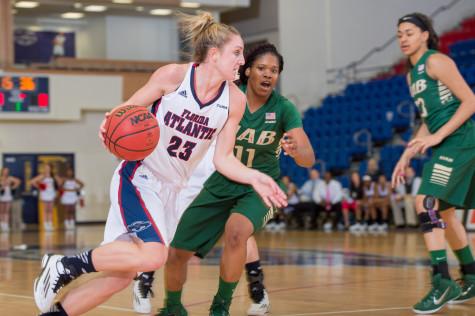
<box><xmin>179</xmin><ymin>11</ymin><xmax>240</xmax><ymax>63</ymax></box>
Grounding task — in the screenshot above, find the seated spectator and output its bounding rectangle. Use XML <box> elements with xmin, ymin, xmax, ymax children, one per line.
<box><xmin>313</xmin><ymin>171</ymin><xmax>343</xmax><ymax>232</ymax></box>
<box><xmin>360</xmin><ymin>175</ymin><xmax>375</xmax><ymax>231</ymax></box>
<box><xmin>267</xmin><ymin>175</ymin><xmax>297</xmax><ymax>231</ymax></box>
<box><xmin>343</xmin><ymin>171</ymin><xmax>364</xmax><ymax>231</ymax></box>
<box><xmin>390</xmin><ymin>166</ymin><xmax>421</xmax><ymax>228</ymax></box>
<box><xmin>293</xmin><ymin>168</ymin><xmax>322</xmax><ymax>229</ymax></box>
<box><xmin>371</xmin><ymin>174</ymin><xmax>391</xmax><ymax>232</ymax></box>
<box><xmin>367</xmin><ymin>158</ymin><xmax>383</xmax><ymax>181</ymax></box>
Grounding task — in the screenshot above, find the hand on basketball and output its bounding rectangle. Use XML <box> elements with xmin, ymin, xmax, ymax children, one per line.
<box><xmin>251</xmin><ymin>172</ymin><xmax>288</xmax><ymax>208</ymax></box>
<box><xmin>281</xmin><ymin>133</ymin><xmax>297</xmax><ymax>157</ymax></box>
<box><xmin>407</xmin><ymin>134</ymin><xmax>442</xmax><ymax>155</ymax></box>
<box><xmin>99</xmin><ymin>111</ymin><xmax>112</xmax><ymax>147</ymax></box>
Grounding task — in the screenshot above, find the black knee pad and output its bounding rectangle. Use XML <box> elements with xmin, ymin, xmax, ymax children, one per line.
<box><xmin>418</xmin><ymin>196</ymin><xmax>447</xmax><ymax>233</ymax></box>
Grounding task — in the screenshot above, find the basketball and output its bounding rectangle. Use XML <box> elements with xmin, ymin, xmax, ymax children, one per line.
<box><xmin>104</xmin><ymin>105</ymin><xmax>160</xmax><ymax>161</ymax></box>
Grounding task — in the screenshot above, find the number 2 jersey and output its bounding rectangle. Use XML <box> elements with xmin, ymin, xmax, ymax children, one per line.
<box><xmin>409</xmin><ymin>49</ymin><xmax>475</xmax><ymax>148</ymax></box>
<box><xmin>143</xmin><ymin>63</ymin><xmax>230</xmax><ymax>188</ymax></box>
<box><xmin>204</xmin><ymin>84</ymin><xmax>303</xmax><ymax>196</ymax></box>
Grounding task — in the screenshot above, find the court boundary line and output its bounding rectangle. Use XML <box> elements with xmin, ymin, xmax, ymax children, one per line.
<box><xmin>0</xmin><ymin>292</ymin><xmax>411</xmax><ymax>315</ymax></box>
<box><xmin>0</xmin><ymin>292</ymin><xmax>134</xmax><ymax>313</ymax></box>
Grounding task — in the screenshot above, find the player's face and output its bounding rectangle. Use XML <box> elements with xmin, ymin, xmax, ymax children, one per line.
<box><xmin>247</xmin><ymin>53</ymin><xmax>280</xmax><ymax>97</ymax></box>
<box><xmin>216</xmin><ymin>34</ymin><xmax>244</xmax><ymax>81</ymax></box>
<box><xmin>397</xmin><ymin>22</ymin><xmax>428</xmax><ymax>56</ymax></box>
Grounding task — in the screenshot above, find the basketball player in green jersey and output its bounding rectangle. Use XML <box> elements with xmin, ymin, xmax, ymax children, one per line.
<box><xmin>157</xmin><ymin>44</ymin><xmax>315</xmax><ymax>316</ymax></box>
<box><xmin>392</xmin><ymin>13</ymin><xmax>475</xmax><ymax>314</ymax></box>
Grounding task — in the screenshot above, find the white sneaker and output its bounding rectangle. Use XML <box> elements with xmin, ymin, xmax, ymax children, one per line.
<box><xmin>378</xmin><ymin>223</ymin><xmax>388</xmax><ymax>232</ymax></box>
<box><xmin>323</xmin><ymin>222</ymin><xmax>333</xmax><ymax>232</ymax></box>
<box><xmin>247</xmin><ymin>289</ymin><xmax>270</xmax><ymax>315</ymax></box>
<box><xmin>34</xmin><ymin>254</ymin><xmax>67</xmax><ymax>312</ymax></box>
<box><xmin>265</xmin><ymin>222</ymin><xmax>277</xmax><ymax>231</ymax></box>
<box><xmin>349</xmin><ymin>223</ymin><xmax>361</xmax><ymax>232</ymax></box>
<box><xmin>133</xmin><ymin>273</ymin><xmax>154</xmax><ymax>314</ymax></box>
<box><xmin>275</xmin><ymin>222</ymin><xmax>286</xmax><ymax>231</ymax></box>
<box><xmin>368</xmin><ymin>223</ymin><xmax>379</xmax><ymax>232</ymax></box>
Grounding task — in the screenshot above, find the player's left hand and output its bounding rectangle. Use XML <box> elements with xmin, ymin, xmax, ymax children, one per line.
<box><xmin>407</xmin><ymin>134</ymin><xmax>443</xmax><ymax>154</ymax></box>
<box><xmin>281</xmin><ymin>133</ymin><xmax>298</xmax><ymax>157</ymax></box>
<box><xmin>251</xmin><ymin>172</ymin><xmax>288</xmax><ymax>209</ymax></box>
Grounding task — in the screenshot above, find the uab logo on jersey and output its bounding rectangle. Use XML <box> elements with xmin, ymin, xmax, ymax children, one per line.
<box><xmin>237</xmin><ymin>127</ymin><xmax>277</xmax><ymax>146</ymax></box>
<box><xmin>410</xmin><ymin>79</ymin><xmax>427</xmax><ymax>96</ymax></box>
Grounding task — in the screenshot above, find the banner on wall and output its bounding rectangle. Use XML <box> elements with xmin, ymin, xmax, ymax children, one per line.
<box><xmin>14</xmin><ymin>29</ymin><xmax>75</xmax><ymax>64</ymax></box>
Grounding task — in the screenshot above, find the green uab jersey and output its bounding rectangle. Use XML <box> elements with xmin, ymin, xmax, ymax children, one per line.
<box><xmin>204</xmin><ymin>85</ymin><xmax>302</xmax><ymax>196</ymax></box>
<box><xmin>409</xmin><ymin>49</ymin><xmax>475</xmax><ymax>147</ymax></box>
<box><xmin>410</xmin><ymin>50</ymin><xmax>475</xmax><ymax>208</ymax></box>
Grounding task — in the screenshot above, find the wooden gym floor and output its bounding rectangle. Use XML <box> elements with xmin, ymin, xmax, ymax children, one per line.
<box><xmin>0</xmin><ymin>226</ymin><xmax>474</xmax><ymax>315</ymax></box>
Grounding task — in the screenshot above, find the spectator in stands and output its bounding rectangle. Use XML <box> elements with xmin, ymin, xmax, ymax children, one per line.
<box><xmin>0</xmin><ymin>167</ymin><xmax>21</xmax><ymax>232</ymax></box>
<box><xmin>313</xmin><ymin>171</ymin><xmax>343</xmax><ymax>232</ymax></box>
<box><xmin>390</xmin><ymin>166</ymin><xmax>421</xmax><ymax>227</ymax></box>
<box><xmin>265</xmin><ymin>175</ymin><xmax>297</xmax><ymax>231</ymax></box>
<box><xmin>294</xmin><ymin>168</ymin><xmax>322</xmax><ymax>229</ymax></box>
<box><xmin>280</xmin><ymin>175</ymin><xmax>300</xmax><ymax>228</ymax></box>
<box><xmin>361</xmin><ymin>175</ymin><xmax>375</xmax><ymax>230</ymax></box>
<box><xmin>298</xmin><ymin>168</ymin><xmax>321</xmax><ymax>201</ymax></box>
<box><xmin>367</xmin><ymin>158</ymin><xmax>383</xmax><ymax>181</ymax></box>
<box><xmin>52</xmin><ymin>32</ymin><xmax>66</xmax><ymax>60</ymax></box>
<box><xmin>343</xmin><ymin>171</ymin><xmax>364</xmax><ymax>231</ymax></box>
<box><xmin>371</xmin><ymin>174</ymin><xmax>391</xmax><ymax>232</ymax></box>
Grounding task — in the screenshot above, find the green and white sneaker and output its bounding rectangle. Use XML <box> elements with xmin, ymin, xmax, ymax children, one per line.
<box><xmin>155</xmin><ymin>304</ymin><xmax>188</xmax><ymax>316</ymax></box>
<box><xmin>412</xmin><ymin>274</ymin><xmax>462</xmax><ymax>314</ymax></box>
<box><xmin>209</xmin><ymin>295</ymin><xmax>231</xmax><ymax>316</ymax></box>
<box><xmin>450</xmin><ymin>274</ymin><xmax>475</xmax><ymax>304</ymax></box>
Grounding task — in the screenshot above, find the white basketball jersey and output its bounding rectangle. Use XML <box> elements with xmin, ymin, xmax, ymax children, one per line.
<box><xmin>143</xmin><ymin>63</ymin><xmax>230</xmax><ymax>188</ymax></box>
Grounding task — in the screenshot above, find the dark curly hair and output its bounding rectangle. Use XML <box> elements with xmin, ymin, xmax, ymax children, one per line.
<box><xmin>238</xmin><ymin>43</ymin><xmax>284</xmax><ymax>85</ymax></box>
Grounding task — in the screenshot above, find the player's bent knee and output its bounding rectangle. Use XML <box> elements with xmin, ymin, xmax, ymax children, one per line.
<box><xmin>417</xmin><ymin>196</ymin><xmax>447</xmax><ymax>233</ymax></box>
<box><xmin>137</xmin><ymin>242</ymin><xmax>168</xmax><ymax>271</ymax></box>
<box><xmin>167</xmin><ymin>247</ymin><xmax>193</xmax><ymax>265</ymax></box>
<box><xmin>224</xmin><ymin>229</ymin><xmax>248</xmax><ymax>249</ymax></box>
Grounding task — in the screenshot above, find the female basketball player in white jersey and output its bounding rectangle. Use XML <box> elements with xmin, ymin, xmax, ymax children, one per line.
<box><xmin>59</xmin><ymin>167</ymin><xmax>84</xmax><ymax>230</ymax></box>
<box><xmin>0</xmin><ymin>167</ymin><xmax>21</xmax><ymax>232</ymax></box>
<box><xmin>33</xmin><ymin>12</ymin><xmax>287</xmax><ymax>316</ymax></box>
<box><xmin>31</xmin><ymin>163</ymin><xmax>60</xmax><ymax>231</ymax></box>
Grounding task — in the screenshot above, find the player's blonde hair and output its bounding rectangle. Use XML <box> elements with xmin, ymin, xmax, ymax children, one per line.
<box><xmin>179</xmin><ymin>11</ymin><xmax>240</xmax><ymax>63</ymax></box>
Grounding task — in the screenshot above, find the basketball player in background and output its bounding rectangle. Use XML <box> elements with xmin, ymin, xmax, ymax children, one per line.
<box><xmin>156</xmin><ymin>43</ymin><xmax>314</xmax><ymax>316</ymax></box>
<box><xmin>392</xmin><ymin>12</ymin><xmax>475</xmax><ymax>314</ymax></box>
<box><xmin>33</xmin><ymin>12</ymin><xmax>286</xmax><ymax>316</ymax></box>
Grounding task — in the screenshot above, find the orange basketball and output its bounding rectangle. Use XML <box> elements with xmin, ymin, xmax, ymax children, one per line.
<box><xmin>104</xmin><ymin>105</ymin><xmax>160</xmax><ymax>161</ymax></box>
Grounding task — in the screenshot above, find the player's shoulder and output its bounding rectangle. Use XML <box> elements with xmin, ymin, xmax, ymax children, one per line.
<box><xmin>274</xmin><ymin>91</ymin><xmax>297</xmax><ymax>111</ymax></box>
<box><xmin>228</xmin><ymin>81</ymin><xmax>246</xmax><ymax>105</ymax></box>
<box><xmin>147</xmin><ymin>63</ymin><xmax>189</xmax><ymax>95</ymax></box>
<box><xmin>426</xmin><ymin>52</ymin><xmax>456</xmax><ymax>70</ymax></box>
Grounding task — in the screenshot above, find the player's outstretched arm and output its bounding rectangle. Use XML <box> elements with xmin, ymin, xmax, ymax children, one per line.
<box><xmin>214</xmin><ymin>85</ymin><xmax>287</xmax><ymax>209</ymax></box>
